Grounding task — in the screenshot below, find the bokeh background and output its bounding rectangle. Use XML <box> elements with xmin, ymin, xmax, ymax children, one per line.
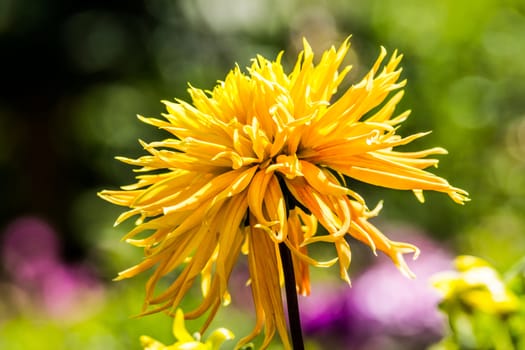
<box><xmin>1</xmin><ymin>0</ymin><xmax>525</xmax><ymax>349</ymax></box>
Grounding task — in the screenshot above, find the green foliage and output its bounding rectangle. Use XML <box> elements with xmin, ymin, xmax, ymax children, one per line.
<box><xmin>0</xmin><ymin>279</ymin><xmax>171</xmax><ymax>350</ymax></box>
<box><xmin>431</xmin><ymin>256</ymin><xmax>525</xmax><ymax>350</ymax></box>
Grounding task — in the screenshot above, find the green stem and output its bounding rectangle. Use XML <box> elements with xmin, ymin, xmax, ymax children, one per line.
<box><xmin>279</xmin><ymin>242</ymin><xmax>305</xmax><ymax>350</ymax></box>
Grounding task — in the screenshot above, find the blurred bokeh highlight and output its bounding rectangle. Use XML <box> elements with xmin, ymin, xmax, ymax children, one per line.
<box><xmin>1</xmin><ymin>0</ymin><xmax>525</xmax><ymax>349</ymax></box>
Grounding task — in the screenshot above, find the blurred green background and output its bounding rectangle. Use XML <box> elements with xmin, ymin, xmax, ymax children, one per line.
<box><xmin>1</xmin><ymin>0</ymin><xmax>525</xmax><ymax>349</ymax></box>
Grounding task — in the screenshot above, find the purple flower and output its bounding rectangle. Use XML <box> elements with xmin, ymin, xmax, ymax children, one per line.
<box><xmin>2</xmin><ymin>216</ymin><xmax>104</xmax><ymax>321</ymax></box>
<box><xmin>2</xmin><ymin>216</ymin><xmax>60</xmax><ymax>286</ymax></box>
<box><xmin>298</xmin><ymin>226</ymin><xmax>452</xmax><ymax>349</ymax></box>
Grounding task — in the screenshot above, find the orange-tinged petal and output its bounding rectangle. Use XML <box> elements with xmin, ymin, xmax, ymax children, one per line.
<box><xmin>300</xmin><ymin>160</ymin><xmax>349</xmax><ymax>197</ymax></box>
<box><xmin>247</xmin><ymin>170</ymin><xmax>278</xmax><ymax>227</ymax></box>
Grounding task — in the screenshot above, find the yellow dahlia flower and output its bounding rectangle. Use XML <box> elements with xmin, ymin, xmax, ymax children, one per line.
<box><xmin>140</xmin><ymin>309</ymin><xmax>234</xmax><ymax>350</ymax></box>
<box><xmin>432</xmin><ymin>255</ymin><xmax>519</xmax><ymax>315</ymax></box>
<box><xmin>99</xmin><ymin>37</ymin><xmax>468</xmax><ymax>349</ymax></box>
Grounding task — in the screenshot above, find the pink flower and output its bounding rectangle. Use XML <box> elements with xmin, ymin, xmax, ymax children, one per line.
<box><xmin>2</xmin><ymin>216</ymin><xmax>104</xmax><ymax>321</ymax></box>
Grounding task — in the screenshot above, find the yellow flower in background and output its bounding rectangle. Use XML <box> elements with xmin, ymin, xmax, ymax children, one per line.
<box><xmin>99</xmin><ymin>37</ymin><xmax>468</xmax><ymax>349</ymax></box>
<box><xmin>140</xmin><ymin>309</ymin><xmax>234</xmax><ymax>350</ymax></box>
<box><xmin>432</xmin><ymin>255</ymin><xmax>519</xmax><ymax>314</ymax></box>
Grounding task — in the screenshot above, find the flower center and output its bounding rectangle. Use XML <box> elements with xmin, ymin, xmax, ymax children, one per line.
<box><xmin>266</xmin><ymin>154</ymin><xmax>302</xmax><ymax>179</ymax></box>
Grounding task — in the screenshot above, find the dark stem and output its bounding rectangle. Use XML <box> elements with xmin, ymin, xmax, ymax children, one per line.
<box><xmin>279</xmin><ymin>242</ymin><xmax>305</xmax><ymax>350</ymax></box>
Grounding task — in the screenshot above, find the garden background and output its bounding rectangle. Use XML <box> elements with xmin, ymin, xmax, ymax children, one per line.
<box><xmin>1</xmin><ymin>0</ymin><xmax>525</xmax><ymax>349</ymax></box>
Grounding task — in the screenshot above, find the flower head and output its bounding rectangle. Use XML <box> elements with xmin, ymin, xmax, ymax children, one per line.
<box><xmin>99</xmin><ymin>37</ymin><xmax>468</xmax><ymax>349</ymax></box>
<box><xmin>140</xmin><ymin>309</ymin><xmax>234</xmax><ymax>350</ymax></box>
<box><xmin>432</xmin><ymin>255</ymin><xmax>519</xmax><ymax>314</ymax></box>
